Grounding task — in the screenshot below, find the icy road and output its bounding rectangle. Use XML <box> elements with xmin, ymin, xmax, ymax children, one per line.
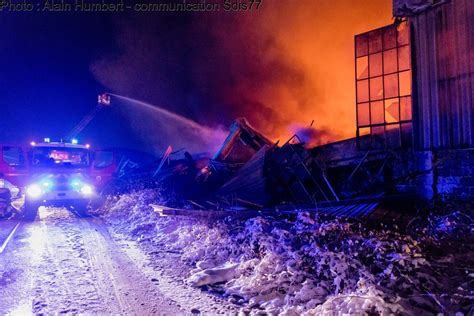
<box><xmin>0</xmin><ymin>207</ymin><xmax>183</xmax><ymax>314</ymax></box>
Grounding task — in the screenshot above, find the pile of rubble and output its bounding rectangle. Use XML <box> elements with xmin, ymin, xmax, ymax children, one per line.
<box><xmin>196</xmin><ymin>118</ymin><xmax>340</xmax><ymax>208</ymax></box>
<box><xmin>99</xmin><ymin>189</ymin><xmax>474</xmax><ymax>315</ymax></box>
<box><xmin>107</xmin><ymin>117</ymin><xmax>424</xmax><ymax>222</ymax></box>
<box><xmin>118</xmin><ymin>118</ymin><xmax>347</xmax><ymax>211</ymax></box>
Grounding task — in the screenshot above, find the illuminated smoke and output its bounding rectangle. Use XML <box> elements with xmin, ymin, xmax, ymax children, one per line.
<box><xmin>91</xmin><ymin>0</ymin><xmax>392</xmax><ymax>150</ymax></box>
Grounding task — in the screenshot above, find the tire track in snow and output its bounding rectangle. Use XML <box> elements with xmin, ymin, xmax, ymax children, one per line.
<box><xmin>0</xmin><ymin>207</ymin><xmax>182</xmax><ymax>314</ymax></box>
<box><xmin>0</xmin><ymin>222</ymin><xmax>20</xmax><ymax>253</ymax></box>
<box><xmin>78</xmin><ymin>213</ymin><xmax>182</xmax><ymax>315</ymax></box>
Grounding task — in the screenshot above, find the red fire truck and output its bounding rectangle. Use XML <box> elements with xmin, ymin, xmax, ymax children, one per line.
<box><xmin>0</xmin><ymin>94</ymin><xmax>157</xmax><ymax>218</ymax></box>
<box><xmin>0</xmin><ymin>139</ymin><xmax>157</xmax><ymax>218</ymax></box>
<box><xmin>0</xmin><ymin>140</ymin><xmax>116</xmax><ymax>218</ymax></box>
<box><xmin>0</xmin><ymin>94</ymin><xmax>116</xmax><ymax>218</ymax></box>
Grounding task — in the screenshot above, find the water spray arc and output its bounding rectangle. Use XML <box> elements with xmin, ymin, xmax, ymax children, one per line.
<box><xmin>105</xmin><ymin>93</ymin><xmax>228</xmax><ymax>154</ymax></box>
<box><xmin>106</xmin><ymin>93</ymin><xmax>216</xmax><ymax>135</ymax></box>
<box><xmin>65</xmin><ymin>92</ymin><xmax>226</xmax><ymax>154</ymax></box>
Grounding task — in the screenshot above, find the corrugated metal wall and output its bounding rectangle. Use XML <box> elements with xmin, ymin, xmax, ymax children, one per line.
<box><xmin>411</xmin><ymin>0</ymin><xmax>474</xmax><ymax>149</ymax></box>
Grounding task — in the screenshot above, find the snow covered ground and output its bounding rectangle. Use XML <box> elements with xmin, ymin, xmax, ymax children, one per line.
<box><xmin>0</xmin><ymin>190</ymin><xmax>471</xmax><ymax>314</ymax></box>
<box><xmin>97</xmin><ymin>189</ymin><xmax>474</xmax><ymax>315</ymax></box>
<box><xmin>0</xmin><ymin>207</ymin><xmax>180</xmax><ymax>314</ymax></box>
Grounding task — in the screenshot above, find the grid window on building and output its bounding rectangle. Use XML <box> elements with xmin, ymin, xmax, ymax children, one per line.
<box><xmin>355</xmin><ymin>22</ymin><xmax>413</xmax><ymax>148</ymax></box>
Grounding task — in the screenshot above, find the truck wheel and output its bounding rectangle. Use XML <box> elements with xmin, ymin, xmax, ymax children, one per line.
<box><xmin>24</xmin><ymin>200</ymin><xmax>39</xmax><ymax>220</ymax></box>
<box><xmin>71</xmin><ymin>201</ymin><xmax>90</xmax><ymax>217</ymax></box>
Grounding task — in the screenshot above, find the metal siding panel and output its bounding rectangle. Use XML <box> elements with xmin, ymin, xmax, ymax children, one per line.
<box><xmin>410</xmin><ymin>1</ymin><xmax>474</xmax><ymax>149</ymax></box>
<box><xmin>315</xmin><ymin>202</ymin><xmax>379</xmax><ymax>218</ymax></box>
<box><xmin>466</xmin><ymin>0</ymin><xmax>474</xmax><ymax>146</ymax></box>
<box><xmin>448</xmin><ymin>4</ymin><xmax>461</xmax><ymax>147</ymax></box>
<box><xmin>416</xmin><ymin>12</ymin><xmax>426</xmax><ymax>147</ymax></box>
<box><xmin>412</xmin><ymin>16</ymin><xmax>423</xmax><ymax>148</ymax></box>
<box><xmin>429</xmin><ymin>8</ymin><xmax>441</xmax><ymax>148</ymax></box>
<box><xmin>334</xmin><ymin>204</ymin><xmax>357</xmax><ymax>217</ymax></box>
<box><xmin>348</xmin><ymin>204</ymin><xmax>367</xmax><ymax>217</ymax></box>
<box><xmin>327</xmin><ymin>205</ymin><xmax>346</xmax><ymax>216</ymax></box>
<box><xmin>450</xmin><ymin>0</ymin><xmax>474</xmax><ymax>147</ymax></box>
<box><xmin>458</xmin><ymin>5</ymin><xmax>467</xmax><ymax>147</ymax></box>
<box><xmin>413</xmin><ymin>12</ymin><xmax>437</xmax><ymax>149</ymax></box>
<box><xmin>457</xmin><ymin>0</ymin><xmax>473</xmax><ymax>146</ymax></box>
<box><xmin>428</xmin><ymin>10</ymin><xmax>438</xmax><ymax>148</ymax></box>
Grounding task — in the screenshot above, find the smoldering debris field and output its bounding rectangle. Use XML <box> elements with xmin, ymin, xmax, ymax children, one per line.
<box><xmin>91</xmin><ymin>189</ymin><xmax>473</xmax><ymax>315</ymax></box>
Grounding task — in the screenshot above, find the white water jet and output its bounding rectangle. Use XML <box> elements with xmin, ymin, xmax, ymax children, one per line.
<box><xmin>108</xmin><ymin>93</ymin><xmax>227</xmax><ymax>154</ymax></box>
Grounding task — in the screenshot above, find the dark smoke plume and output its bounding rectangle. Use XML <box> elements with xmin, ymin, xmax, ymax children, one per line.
<box><xmin>91</xmin><ymin>1</ymin><xmax>392</xmax><ymax>152</ymax></box>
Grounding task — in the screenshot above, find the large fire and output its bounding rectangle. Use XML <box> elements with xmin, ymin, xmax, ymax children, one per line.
<box><xmin>93</xmin><ymin>0</ymin><xmax>393</xmax><ymax>149</ymax></box>
<box><xmin>199</xmin><ymin>0</ymin><xmax>394</xmax><ymax>146</ymax></box>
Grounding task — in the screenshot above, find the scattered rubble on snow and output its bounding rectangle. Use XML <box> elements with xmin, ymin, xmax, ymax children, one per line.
<box><xmin>94</xmin><ymin>190</ymin><xmax>474</xmax><ymax>315</ymax></box>
<box><xmin>88</xmin><ymin>118</ymin><xmax>473</xmax><ymax>314</ymax></box>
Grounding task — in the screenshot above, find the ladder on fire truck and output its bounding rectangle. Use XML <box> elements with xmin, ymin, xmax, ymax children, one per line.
<box><xmin>66</xmin><ymin>94</ymin><xmax>111</xmax><ymax>140</ymax></box>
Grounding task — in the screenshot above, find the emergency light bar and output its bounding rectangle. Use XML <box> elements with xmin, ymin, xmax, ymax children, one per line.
<box><xmin>29</xmin><ymin>138</ymin><xmax>91</xmax><ymax>148</ymax></box>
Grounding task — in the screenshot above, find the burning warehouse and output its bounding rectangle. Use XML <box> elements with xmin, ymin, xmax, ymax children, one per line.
<box><xmin>176</xmin><ymin>0</ymin><xmax>474</xmax><ymax>212</ymax></box>
<box><xmin>337</xmin><ymin>0</ymin><xmax>474</xmax><ymax>201</ymax></box>
<box><xmin>0</xmin><ymin>1</ymin><xmax>473</xmax><ymax>315</ymax></box>
<box><xmin>172</xmin><ymin>0</ymin><xmax>473</xmax><ymax>212</ymax></box>
<box><xmin>355</xmin><ymin>0</ymin><xmax>474</xmax><ymax>151</ymax></box>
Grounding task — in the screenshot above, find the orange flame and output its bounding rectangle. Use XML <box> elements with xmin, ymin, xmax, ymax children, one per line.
<box><xmin>92</xmin><ymin>0</ymin><xmax>394</xmax><ymax>150</ymax></box>
<box><xmin>201</xmin><ymin>0</ymin><xmax>393</xmax><ymax>145</ymax></box>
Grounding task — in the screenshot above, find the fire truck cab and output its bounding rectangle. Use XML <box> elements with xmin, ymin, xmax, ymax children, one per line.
<box><xmin>0</xmin><ymin>140</ymin><xmax>154</xmax><ymax>218</ymax></box>
<box><xmin>22</xmin><ymin>140</ymin><xmax>96</xmax><ymax>217</ymax></box>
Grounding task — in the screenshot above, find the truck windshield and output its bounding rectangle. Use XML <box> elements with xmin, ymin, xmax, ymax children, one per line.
<box><xmin>30</xmin><ymin>147</ymin><xmax>90</xmax><ymax>168</ymax></box>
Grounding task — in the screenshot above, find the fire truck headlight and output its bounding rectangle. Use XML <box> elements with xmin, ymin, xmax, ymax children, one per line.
<box><xmin>26</xmin><ymin>184</ymin><xmax>43</xmax><ymax>198</ymax></box>
<box><xmin>80</xmin><ymin>184</ymin><xmax>93</xmax><ymax>196</ymax></box>
<box><xmin>42</xmin><ymin>180</ymin><xmax>53</xmax><ymax>188</ymax></box>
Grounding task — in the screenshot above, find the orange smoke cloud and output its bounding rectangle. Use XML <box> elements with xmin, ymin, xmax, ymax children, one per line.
<box><xmin>197</xmin><ymin>0</ymin><xmax>393</xmax><ymax>144</ymax></box>
<box><xmin>92</xmin><ymin>1</ymin><xmax>393</xmax><ymax>151</ymax></box>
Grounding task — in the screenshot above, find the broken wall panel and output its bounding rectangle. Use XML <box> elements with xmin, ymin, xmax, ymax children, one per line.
<box><xmin>216</xmin><ymin>146</ymin><xmax>269</xmax><ymax>207</ymax></box>
<box><xmin>212</xmin><ymin>118</ymin><xmax>273</xmax><ymax>164</ymax></box>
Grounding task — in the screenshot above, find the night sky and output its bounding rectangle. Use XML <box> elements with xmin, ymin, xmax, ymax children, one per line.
<box><xmin>0</xmin><ymin>1</ymin><xmax>392</xmax><ymax>154</ymax></box>
<box><xmin>0</xmin><ymin>12</ymin><xmax>137</xmax><ymax>148</ymax></box>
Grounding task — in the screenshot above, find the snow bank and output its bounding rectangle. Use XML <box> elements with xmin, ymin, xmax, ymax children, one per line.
<box><xmin>98</xmin><ymin>190</ymin><xmax>473</xmax><ymax>315</ymax></box>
